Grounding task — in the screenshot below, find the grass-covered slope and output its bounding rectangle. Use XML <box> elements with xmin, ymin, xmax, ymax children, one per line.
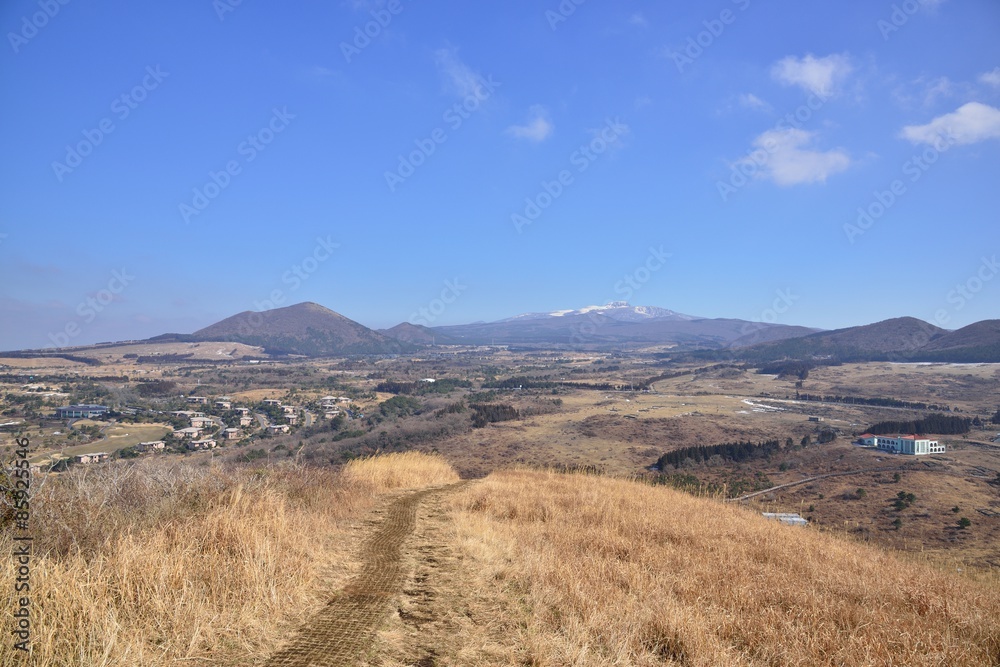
<box><xmin>445</xmin><ymin>469</ymin><xmax>1000</xmax><ymax>666</ymax></box>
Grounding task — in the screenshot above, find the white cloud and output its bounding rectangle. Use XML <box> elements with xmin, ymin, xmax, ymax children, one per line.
<box><xmin>736</xmin><ymin>128</ymin><xmax>851</xmax><ymax>186</ymax></box>
<box><xmin>771</xmin><ymin>53</ymin><xmax>852</xmax><ymax>99</ymax></box>
<box><xmin>738</xmin><ymin>93</ymin><xmax>771</xmax><ymax>111</ymax></box>
<box><xmin>900</xmin><ymin>102</ymin><xmax>1000</xmax><ymax>146</ymax></box>
<box><xmin>629</xmin><ymin>12</ymin><xmax>648</xmax><ymax>27</ymax></box>
<box><xmin>979</xmin><ymin>67</ymin><xmax>1000</xmax><ymax>88</ymax></box>
<box><xmin>434</xmin><ymin>47</ymin><xmax>486</xmax><ymax>99</ymax></box>
<box><xmin>506</xmin><ymin>106</ymin><xmax>553</xmax><ymax>142</ymax></box>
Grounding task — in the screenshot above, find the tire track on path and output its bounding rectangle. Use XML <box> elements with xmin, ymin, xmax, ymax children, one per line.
<box><xmin>266</xmin><ymin>482</ymin><xmax>466</xmax><ymax>667</ymax></box>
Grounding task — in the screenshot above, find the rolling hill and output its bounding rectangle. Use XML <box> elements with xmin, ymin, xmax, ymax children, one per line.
<box><xmin>917</xmin><ymin>319</ymin><xmax>1000</xmax><ymax>361</ymax></box>
<box><xmin>187</xmin><ymin>302</ymin><xmax>406</xmax><ymax>356</ymax></box>
<box><xmin>379</xmin><ymin>322</ymin><xmax>458</xmax><ymax>346</ymax></box>
<box><xmin>727</xmin><ymin>316</ymin><xmax>1000</xmax><ymax>363</ymax></box>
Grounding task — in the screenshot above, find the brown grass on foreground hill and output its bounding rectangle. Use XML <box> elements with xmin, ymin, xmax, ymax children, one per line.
<box><xmin>446</xmin><ymin>470</ymin><xmax>1000</xmax><ymax>666</ymax></box>
<box><xmin>342</xmin><ymin>451</ymin><xmax>460</xmax><ymax>491</ymax></box>
<box><xmin>0</xmin><ymin>452</ymin><xmax>456</xmax><ymax>666</ymax></box>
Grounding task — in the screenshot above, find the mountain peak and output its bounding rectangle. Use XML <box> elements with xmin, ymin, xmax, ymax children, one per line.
<box><xmin>191</xmin><ymin>302</ymin><xmax>404</xmax><ymax>356</ymax></box>
<box><xmin>500</xmin><ymin>302</ymin><xmax>696</xmax><ymax>323</ymax></box>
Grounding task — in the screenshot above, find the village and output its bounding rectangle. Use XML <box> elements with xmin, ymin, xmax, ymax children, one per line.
<box><xmin>23</xmin><ymin>393</ymin><xmax>357</xmax><ymax>468</ymax></box>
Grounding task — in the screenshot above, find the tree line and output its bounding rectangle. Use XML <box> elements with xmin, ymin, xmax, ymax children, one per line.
<box><xmin>482</xmin><ymin>376</ymin><xmax>623</xmax><ymax>391</ymax></box>
<box><xmin>868</xmin><ymin>413</ymin><xmax>971</xmax><ymax>435</ymax></box>
<box><xmin>656</xmin><ymin>440</ymin><xmax>781</xmax><ymax>470</ymax></box>
<box><xmin>374</xmin><ymin>378</ymin><xmax>472</xmax><ymax>395</ymax></box>
<box><xmin>796</xmin><ymin>393</ymin><xmax>948</xmax><ymax>411</ymax></box>
<box><xmin>470</xmin><ymin>403</ymin><xmax>520</xmax><ymax>428</ymax></box>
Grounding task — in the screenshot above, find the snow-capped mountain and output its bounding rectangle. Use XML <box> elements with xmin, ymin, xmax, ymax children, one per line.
<box><xmin>500</xmin><ymin>302</ymin><xmax>696</xmax><ymax>323</ymax></box>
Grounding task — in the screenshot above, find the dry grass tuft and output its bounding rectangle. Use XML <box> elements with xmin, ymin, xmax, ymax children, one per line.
<box><xmin>0</xmin><ymin>452</ymin><xmax>459</xmax><ymax>666</ymax></box>
<box><xmin>448</xmin><ymin>469</ymin><xmax>1000</xmax><ymax>666</ymax></box>
<box><xmin>342</xmin><ymin>451</ymin><xmax>460</xmax><ymax>492</ymax></box>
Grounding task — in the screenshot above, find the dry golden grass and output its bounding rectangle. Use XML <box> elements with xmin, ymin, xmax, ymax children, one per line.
<box><xmin>342</xmin><ymin>451</ymin><xmax>460</xmax><ymax>492</ymax></box>
<box><xmin>447</xmin><ymin>469</ymin><xmax>1000</xmax><ymax>666</ymax></box>
<box><xmin>0</xmin><ymin>453</ymin><xmax>459</xmax><ymax>666</ymax></box>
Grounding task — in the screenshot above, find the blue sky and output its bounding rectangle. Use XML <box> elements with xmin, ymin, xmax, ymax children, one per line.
<box><xmin>2</xmin><ymin>0</ymin><xmax>999</xmax><ymax>349</ymax></box>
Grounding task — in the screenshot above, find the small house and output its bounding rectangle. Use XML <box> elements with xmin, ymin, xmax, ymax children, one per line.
<box><xmin>74</xmin><ymin>452</ymin><xmax>110</xmax><ymax>464</ymax></box>
<box><xmin>186</xmin><ymin>439</ymin><xmax>217</xmax><ymax>451</ymax></box>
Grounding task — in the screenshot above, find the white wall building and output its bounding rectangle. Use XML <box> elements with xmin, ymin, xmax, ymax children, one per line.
<box><xmin>859</xmin><ymin>433</ymin><xmax>944</xmax><ymax>455</ymax></box>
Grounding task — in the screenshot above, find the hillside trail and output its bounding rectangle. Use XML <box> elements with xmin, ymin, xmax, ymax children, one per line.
<box><xmin>265</xmin><ymin>481</ymin><xmax>469</xmax><ymax>667</ymax></box>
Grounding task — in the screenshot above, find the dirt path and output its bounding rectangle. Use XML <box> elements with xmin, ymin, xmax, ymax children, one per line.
<box><xmin>360</xmin><ymin>480</ymin><xmax>480</xmax><ymax>666</ymax></box>
<box><xmin>265</xmin><ymin>482</ymin><xmax>466</xmax><ymax>667</ymax></box>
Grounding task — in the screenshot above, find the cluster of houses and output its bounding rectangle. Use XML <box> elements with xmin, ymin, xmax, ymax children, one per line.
<box><xmin>170</xmin><ymin>406</ymin><xmax>240</xmax><ymax>450</ymax></box>
<box><xmin>57</xmin><ymin>392</ymin><xmax>345</xmax><ymax>466</ymax></box>
<box><xmin>318</xmin><ymin>395</ymin><xmax>349</xmax><ymax>421</ymax></box>
<box><xmin>857</xmin><ymin>433</ymin><xmax>946</xmax><ymax>456</ymax></box>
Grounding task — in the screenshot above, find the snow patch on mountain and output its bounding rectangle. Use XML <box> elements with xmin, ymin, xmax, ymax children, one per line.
<box><xmin>500</xmin><ymin>302</ymin><xmax>696</xmax><ymax>323</ymax></box>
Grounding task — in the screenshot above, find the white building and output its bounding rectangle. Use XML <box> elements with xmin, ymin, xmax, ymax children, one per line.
<box><xmin>859</xmin><ymin>433</ymin><xmax>944</xmax><ymax>455</ymax></box>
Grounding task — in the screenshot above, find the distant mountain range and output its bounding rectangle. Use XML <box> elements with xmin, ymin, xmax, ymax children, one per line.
<box><xmin>430</xmin><ymin>312</ymin><xmax>817</xmax><ymax>350</ymax></box>
<box><xmin>31</xmin><ymin>301</ymin><xmax>999</xmax><ymax>364</ymax></box>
